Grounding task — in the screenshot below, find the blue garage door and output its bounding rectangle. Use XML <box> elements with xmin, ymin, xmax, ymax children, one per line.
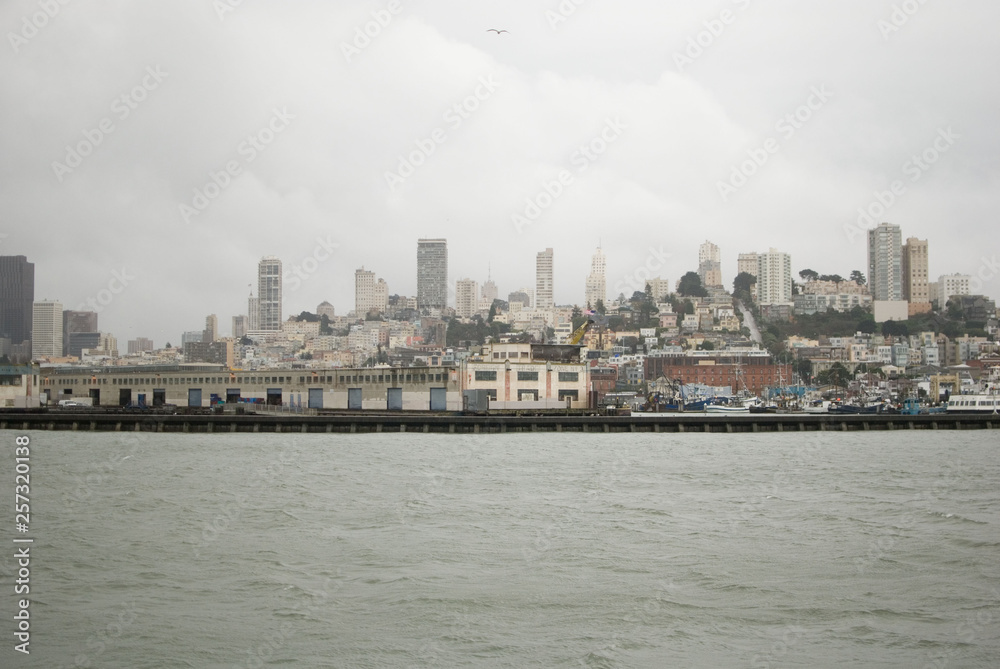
<box><xmin>308</xmin><ymin>388</ymin><xmax>324</xmax><ymax>409</ymax></box>
<box><xmin>347</xmin><ymin>388</ymin><xmax>363</xmax><ymax>410</ymax></box>
<box><xmin>430</xmin><ymin>387</ymin><xmax>447</xmax><ymax>411</ymax></box>
<box><xmin>387</xmin><ymin>387</ymin><xmax>402</xmax><ymax>411</ymax></box>
<box><xmin>188</xmin><ymin>388</ymin><xmax>202</xmax><ymax>407</ymax></box>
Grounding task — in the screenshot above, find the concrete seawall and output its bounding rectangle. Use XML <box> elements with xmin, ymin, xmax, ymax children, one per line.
<box><xmin>0</xmin><ymin>411</ymin><xmax>996</xmax><ymax>434</ymax></box>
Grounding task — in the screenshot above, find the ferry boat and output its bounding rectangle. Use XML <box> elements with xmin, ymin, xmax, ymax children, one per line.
<box><xmin>945</xmin><ymin>367</ymin><xmax>999</xmax><ymax>414</ymax></box>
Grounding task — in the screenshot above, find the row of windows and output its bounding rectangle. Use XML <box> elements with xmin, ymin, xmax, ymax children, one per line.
<box><xmin>44</xmin><ymin>373</ymin><xmax>449</xmax><ymax>387</ymax></box>
<box><xmin>474</xmin><ymin>370</ymin><xmax>581</xmax><ymax>382</ymax></box>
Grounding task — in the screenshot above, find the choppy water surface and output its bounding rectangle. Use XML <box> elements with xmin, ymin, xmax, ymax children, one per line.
<box><xmin>2</xmin><ymin>430</ymin><xmax>998</xmax><ymax>668</ymax></box>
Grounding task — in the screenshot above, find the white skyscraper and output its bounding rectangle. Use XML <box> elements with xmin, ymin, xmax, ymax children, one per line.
<box><xmin>536</xmin><ymin>248</ymin><xmax>554</xmax><ymax>310</ymax></box>
<box><xmin>756</xmin><ymin>248</ymin><xmax>792</xmax><ymax>306</ymax></box>
<box><xmin>868</xmin><ymin>222</ymin><xmax>903</xmax><ymax>302</ymax></box>
<box><xmin>257</xmin><ymin>256</ymin><xmax>282</xmax><ymax>331</ymax></box>
<box><xmin>355</xmin><ymin>268</ymin><xmax>388</xmax><ymax>316</ymax></box>
<box><xmin>31</xmin><ymin>299</ymin><xmax>62</xmax><ymax>358</ymax></box>
<box><xmin>455</xmin><ymin>278</ymin><xmax>479</xmax><ymax>319</ymax></box>
<box><xmin>585</xmin><ymin>246</ymin><xmax>606</xmax><ymax>309</ymax></box>
<box><xmin>698</xmin><ymin>241</ymin><xmax>722</xmax><ymax>288</ymax></box>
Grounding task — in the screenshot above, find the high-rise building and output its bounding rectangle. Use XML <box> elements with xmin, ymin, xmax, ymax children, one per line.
<box><xmin>417</xmin><ymin>239</ymin><xmax>448</xmax><ymax>310</ymax></box>
<box><xmin>645</xmin><ymin>277</ymin><xmax>671</xmax><ymax>303</ymax></box>
<box><xmin>232</xmin><ymin>315</ymin><xmax>248</xmax><ymax>339</ymax></box>
<box><xmin>257</xmin><ymin>256</ymin><xmax>282</xmax><ymax>331</ymax></box>
<box><xmin>931</xmin><ymin>274</ymin><xmax>971</xmax><ymax>308</ymax></box>
<box><xmin>31</xmin><ymin>300</ymin><xmax>63</xmax><ymax>358</ymax></box>
<box><xmin>481</xmin><ymin>266</ymin><xmax>498</xmax><ymax>306</ymax></box>
<box><xmin>698</xmin><ymin>241</ymin><xmax>722</xmax><ymax>288</ymax></box>
<box><xmin>127</xmin><ymin>338</ymin><xmax>154</xmax><ymax>355</ymax></box>
<box><xmin>585</xmin><ymin>246</ymin><xmax>606</xmax><ymax>309</ymax></box>
<box><xmin>0</xmin><ymin>255</ymin><xmax>35</xmax><ymax>349</ymax></box>
<box><xmin>737</xmin><ymin>253</ymin><xmax>759</xmax><ymax>279</ymax></box>
<box><xmin>902</xmin><ymin>237</ymin><xmax>930</xmax><ymax>305</ymax></box>
<box><xmin>455</xmin><ymin>279</ymin><xmax>478</xmax><ymax>319</ymax></box>
<box><xmin>248</xmin><ymin>294</ymin><xmax>260</xmax><ymax>332</ymax></box>
<box><xmin>756</xmin><ymin>249</ymin><xmax>792</xmax><ymax>306</ymax></box>
<box><xmin>62</xmin><ymin>310</ymin><xmax>98</xmax><ymax>356</ymax></box>
<box><xmin>536</xmin><ymin>248</ymin><xmax>554</xmax><ymax>310</ymax></box>
<box><xmin>355</xmin><ymin>268</ymin><xmax>388</xmax><ymax>316</ymax></box>
<box><xmin>868</xmin><ymin>223</ymin><xmax>903</xmax><ymax>301</ymax></box>
<box><xmin>67</xmin><ymin>332</ymin><xmax>102</xmax><ymax>358</ymax></box>
<box><xmin>181</xmin><ymin>331</ymin><xmax>203</xmax><ymax>348</ymax></box>
<box><xmin>203</xmin><ymin>314</ymin><xmax>218</xmax><ymax>343</ymax></box>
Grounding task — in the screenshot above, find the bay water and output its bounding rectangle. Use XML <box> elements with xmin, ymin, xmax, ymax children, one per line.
<box><xmin>2</xmin><ymin>430</ymin><xmax>998</xmax><ymax>668</ymax></box>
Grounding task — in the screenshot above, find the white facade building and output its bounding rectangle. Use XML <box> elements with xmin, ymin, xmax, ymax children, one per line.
<box><xmin>31</xmin><ymin>300</ymin><xmax>62</xmax><ymax>358</ymax></box>
<box><xmin>756</xmin><ymin>249</ymin><xmax>792</xmax><ymax>306</ymax></box>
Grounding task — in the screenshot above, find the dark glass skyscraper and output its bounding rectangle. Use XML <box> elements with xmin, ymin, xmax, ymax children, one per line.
<box><xmin>0</xmin><ymin>255</ymin><xmax>35</xmax><ymax>347</ymax></box>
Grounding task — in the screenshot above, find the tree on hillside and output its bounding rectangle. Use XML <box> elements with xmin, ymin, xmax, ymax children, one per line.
<box><xmin>818</xmin><ymin>274</ymin><xmax>844</xmax><ymax>283</ymax></box>
<box><xmin>733</xmin><ymin>272</ymin><xmax>756</xmax><ymax>297</ymax></box>
<box><xmin>677</xmin><ymin>271</ymin><xmax>708</xmax><ymax>298</ymax></box>
<box><xmin>595</xmin><ymin>299</ymin><xmax>606</xmax><ymax>315</ymax></box>
<box><xmin>799</xmin><ymin>269</ymin><xmax>819</xmax><ymax>282</ymax></box>
<box><xmin>850</xmin><ymin>270</ymin><xmax>866</xmax><ymax>285</ymax></box>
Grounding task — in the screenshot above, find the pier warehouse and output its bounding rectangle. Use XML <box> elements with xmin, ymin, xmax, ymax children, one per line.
<box><xmin>38</xmin><ymin>343</ymin><xmax>591</xmax><ymax>411</ymax></box>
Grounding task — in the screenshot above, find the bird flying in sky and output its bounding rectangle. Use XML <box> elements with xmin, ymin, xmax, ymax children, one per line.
<box><xmin>487</xmin><ymin>29</ymin><xmax>509</xmax><ymax>34</ymax></box>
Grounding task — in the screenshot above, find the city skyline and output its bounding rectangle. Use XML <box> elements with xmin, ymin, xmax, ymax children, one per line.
<box><xmin>2</xmin><ymin>2</ymin><xmax>998</xmax><ymax>340</ymax></box>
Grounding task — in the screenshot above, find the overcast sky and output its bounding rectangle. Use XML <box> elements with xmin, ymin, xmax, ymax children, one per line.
<box><xmin>2</xmin><ymin>0</ymin><xmax>998</xmax><ymax>344</ymax></box>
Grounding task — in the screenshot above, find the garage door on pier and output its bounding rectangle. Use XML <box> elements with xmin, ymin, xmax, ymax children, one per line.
<box><xmin>429</xmin><ymin>387</ymin><xmax>447</xmax><ymax>411</ymax></box>
<box><xmin>308</xmin><ymin>388</ymin><xmax>324</xmax><ymax>409</ymax></box>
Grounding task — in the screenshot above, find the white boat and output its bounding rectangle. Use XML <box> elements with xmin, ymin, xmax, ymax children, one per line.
<box><xmin>705</xmin><ymin>404</ymin><xmax>750</xmax><ymax>414</ymax></box>
<box><xmin>946</xmin><ymin>367</ymin><xmax>999</xmax><ymax>414</ymax></box>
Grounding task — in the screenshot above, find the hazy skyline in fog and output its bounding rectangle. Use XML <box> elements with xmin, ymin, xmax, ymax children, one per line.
<box><xmin>2</xmin><ymin>1</ymin><xmax>998</xmax><ymax>341</ymax></box>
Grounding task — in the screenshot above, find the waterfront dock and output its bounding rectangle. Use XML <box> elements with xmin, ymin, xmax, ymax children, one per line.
<box><xmin>0</xmin><ymin>410</ymin><xmax>995</xmax><ymax>434</ymax></box>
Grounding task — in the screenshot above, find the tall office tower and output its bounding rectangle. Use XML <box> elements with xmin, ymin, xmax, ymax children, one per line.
<box><xmin>232</xmin><ymin>315</ymin><xmax>248</xmax><ymax>339</ymax></box>
<box><xmin>248</xmin><ymin>293</ymin><xmax>260</xmax><ymax>332</ymax></box>
<box><xmin>62</xmin><ymin>310</ymin><xmax>98</xmax><ymax>356</ymax></box>
<box><xmin>0</xmin><ymin>255</ymin><xmax>35</xmax><ymax>349</ymax></box>
<box><xmin>868</xmin><ymin>223</ymin><xmax>903</xmax><ymax>301</ymax></box>
<box><xmin>257</xmin><ymin>256</ymin><xmax>282</xmax><ymax>331</ymax></box>
<box><xmin>902</xmin><ymin>237</ymin><xmax>930</xmax><ymax>304</ymax></box>
<box><xmin>127</xmin><ymin>338</ymin><xmax>154</xmax><ymax>355</ymax></box>
<box><xmin>481</xmin><ymin>266</ymin><xmax>498</xmax><ymax>305</ymax></box>
<box><xmin>455</xmin><ymin>279</ymin><xmax>478</xmax><ymax>318</ymax></box>
<box><xmin>536</xmin><ymin>248</ymin><xmax>554</xmax><ymax>310</ymax></box>
<box><xmin>417</xmin><ymin>239</ymin><xmax>448</xmax><ymax>309</ymax></box>
<box><xmin>316</xmin><ymin>301</ymin><xmax>335</xmax><ymax>320</ymax></box>
<box><xmin>355</xmin><ymin>268</ymin><xmax>388</xmax><ymax>316</ymax></box>
<box><xmin>756</xmin><ymin>249</ymin><xmax>792</xmax><ymax>306</ymax></box>
<box><xmin>698</xmin><ymin>241</ymin><xmax>723</xmax><ymax>288</ymax></box>
<box><xmin>31</xmin><ymin>300</ymin><xmax>63</xmax><ymax>358</ymax></box>
<box><xmin>737</xmin><ymin>252</ymin><xmax>759</xmax><ymax>279</ymax></box>
<box><xmin>584</xmin><ymin>246</ymin><xmax>606</xmax><ymax>309</ymax></box>
<box><xmin>203</xmin><ymin>314</ymin><xmax>218</xmax><ymax>343</ymax></box>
